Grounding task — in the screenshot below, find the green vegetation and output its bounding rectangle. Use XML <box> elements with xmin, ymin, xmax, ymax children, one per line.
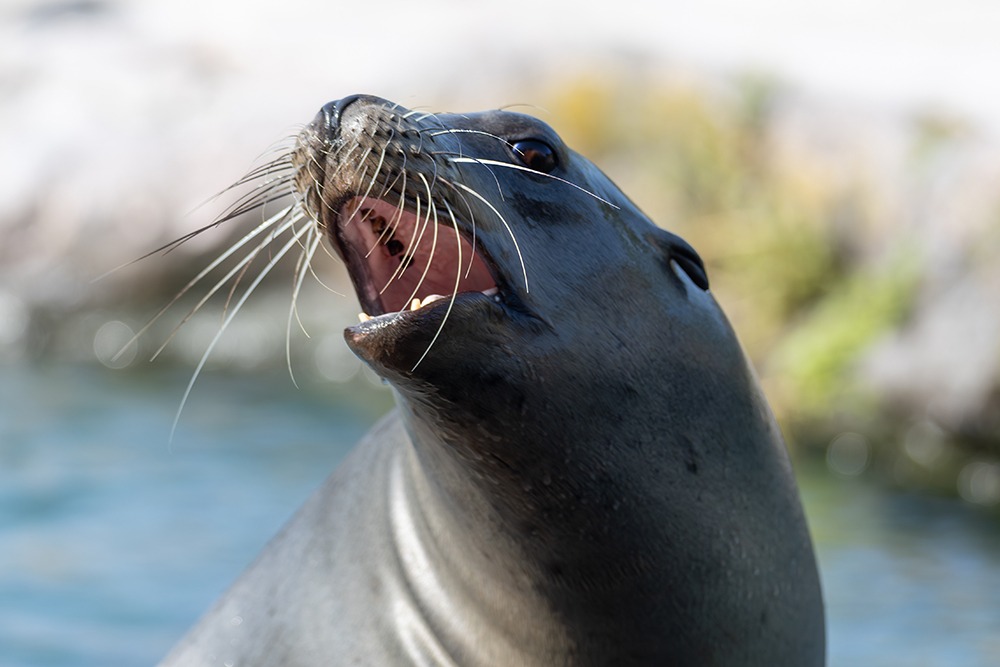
<box><xmin>768</xmin><ymin>248</ymin><xmax>921</xmax><ymax>420</ymax></box>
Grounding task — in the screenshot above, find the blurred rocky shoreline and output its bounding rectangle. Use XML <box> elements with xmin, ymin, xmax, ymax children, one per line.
<box><xmin>4</xmin><ymin>0</ymin><xmax>999</xmax><ymax>505</ymax></box>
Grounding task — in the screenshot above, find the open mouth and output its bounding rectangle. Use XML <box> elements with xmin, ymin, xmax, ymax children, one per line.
<box><xmin>332</xmin><ymin>196</ymin><xmax>499</xmax><ymax>320</ymax></box>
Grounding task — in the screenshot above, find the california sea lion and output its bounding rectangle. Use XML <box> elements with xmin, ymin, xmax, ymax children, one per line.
<box><xmin>160</xmin><ymin>95</ymin><xmax>825</xmax><ymax>666</ymax></box>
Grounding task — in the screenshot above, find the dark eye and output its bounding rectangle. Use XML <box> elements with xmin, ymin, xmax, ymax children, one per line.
<box><xmin>511</xmin><ymin>139</ymin><xmax>558</xmax><ymax>173</ymax></box>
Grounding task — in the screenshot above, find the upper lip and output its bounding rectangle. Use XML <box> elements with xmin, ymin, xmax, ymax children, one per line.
<box><xmin>329</xmin><ymin>194</ymin><xmax>501</xmax><ymax>318</ymax></box>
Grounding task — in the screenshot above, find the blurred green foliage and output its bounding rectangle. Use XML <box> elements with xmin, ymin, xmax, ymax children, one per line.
<box><xmin>769</xmin><ymin>249</ymin><xmax>921</xmax><ymax>420</ymax></box>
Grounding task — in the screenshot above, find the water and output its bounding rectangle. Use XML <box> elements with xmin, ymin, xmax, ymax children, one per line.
<box><xmin>0</xmin><ymin>363</ymin><xmax>390</xmax><ymax>666</ymax></box>
<box><xmin>2</xmin><ymin>363</ymin><xmax>998</xmax><ymax>666</ymax></box>
<box><xmin>803</xmin><ymin>468</ymin><xmax>1000</xmax><ymax>665</ymax></box>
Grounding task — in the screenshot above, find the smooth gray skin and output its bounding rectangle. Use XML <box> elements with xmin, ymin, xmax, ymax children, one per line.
<box><xmin>161</xmin><ymin>96</ymin><xmax>825</xmax><ymax>666</ymax></box>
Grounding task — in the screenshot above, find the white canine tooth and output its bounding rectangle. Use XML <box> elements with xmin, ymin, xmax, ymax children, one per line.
<box><xmin>482</xmin><ymin>287</ymin><xmax>499</xmax><ymax>297</ymax></box>
<box><xmin>423</xmin><ymin>294</ymin><xmax>446</xmax><ymax>306</ymax></box>
<box><xmin>411</xmin><ymin>298</ymin><xmax>421</xmax><ymax>311</ymax></box>
<box><xmin>358</xmin><ymin>313</ymin><xmax>371</xmax><ymax>322</ymax></box>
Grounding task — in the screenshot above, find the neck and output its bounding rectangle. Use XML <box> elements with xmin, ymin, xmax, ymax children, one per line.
<box><xmin>390</xmin><ymin>385</ymin><xmax>696</xmax><ymax>662</ymax></box>
<box><xmin>385</xmin><ymin>398</ymin><xmax>574</xmax><ymax>665</ymax></box>
<box><xmin>388</xmin><ymin>350</ymin><xmax>821</xmax><ymax>664</ymax></box>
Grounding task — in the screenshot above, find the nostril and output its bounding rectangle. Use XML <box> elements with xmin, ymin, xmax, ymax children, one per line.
<box><xmin>319</xmin><ymin>100</ymin><xmax>340</xmax><ymax>129</ymax></box>
<box><xmin>319</xmin><ymin>95</ymin><xmax>362</xmax><ymax>131</ymax></box>
<box><xmin>319</xmin><ymin>95</ymin><xmax>386</xmax><ymax>132</ymax></box>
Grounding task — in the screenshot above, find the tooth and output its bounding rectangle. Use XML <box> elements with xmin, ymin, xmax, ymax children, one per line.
<box><xmin>423</xmin><ymin>294</ymin><xmax>446</xmax><ymax>306</ymax></box>
<box><xmin>358</xmin><ymin>313</ymin><xmax>371</xmax><ymax>322</ymax></box>
<box><xmin>411</xmin><ymin>298</ymin><xmax>421</xmax><ymax>311</ymax></box>
<box><xmin>482</xmin><ymin>287</ymin><xmax>499</xmax><ymax>297</ymax></box>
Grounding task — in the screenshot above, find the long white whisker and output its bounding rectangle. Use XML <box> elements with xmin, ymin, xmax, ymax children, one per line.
<box><xmin>448</xmin><ymin>157</ymin><xmax>619</xmax><ymax>208</ymax></box>
<box><xmin>410</xmin><ymin>200</ymin><xmax>462</xmax><ymax>372</ymax></box>
<box><xmin>357</xmin><ymin>132</ymin><xmax>393</xmax><ymax>205</ymax></box>
<box><xmin>170</xmin><ymin>225</ymin><xmax>311</xmax><ymax>442</ymax></box>
<box><xmin>440</xmin><ymin>184</ymin><xmax>478</xmax><ymax>280</ymax></box>
<box><xmin>113</xmin><ymin>206</ymin><xmax>300</xmax><ymax>363</ymax></box>
<box><xmin>428</xmin><ymin>128</ymin><xmax>511</xmax><ymax>144</ymax></box>
<box><xmin>152</xmin><ymin>212</ymin><xmax>301</xmax><ymax>361</ymax></box>
<box><xmin>357</xmin><ymin>138</ymin><xmax>402</xmax><ymax>259</ymax></box>
<box><xmin>285</xmin><ymin>229</ymin><xmax>323</xmax><ymax>388</ymax></box>
<box><xmin>188</xmin><ymin>159</ymin><xmax>294</xmax><ymax>220</ymax></box>
<box><xmin>228</xmin><ymin>163</ymin><xmax>295</xmax><ymax>189</ymax></box>
<box><xmin>220</xmin><ymin>179</ymin><xmax>294</xmax><ymax>220</ymax></box>
<box><xmin>451</xmin><ymin>182</ymin><xmax>529</xmax><ymax>292</ymax></box>
<box><xmin>380</xmin><ymin>189</ymin><xmax>426</xmax><ymax>294</ymax></box>
<box><xmin>397</xmin><ymin>175</ymin><xmax>439</xmax><ymax>312</ymax></box>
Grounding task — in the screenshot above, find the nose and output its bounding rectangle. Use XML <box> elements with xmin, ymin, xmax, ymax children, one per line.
<box><xmin>316</xmin><ymin>94</ymin><xmax>389</xmax><ymax>133</ymax></box>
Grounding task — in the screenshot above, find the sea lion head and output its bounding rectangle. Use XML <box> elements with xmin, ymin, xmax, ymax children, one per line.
<box><xmin>291</xmin><ymin>95</ymin><xmax>732</xmax><ymax>429</ymax></box>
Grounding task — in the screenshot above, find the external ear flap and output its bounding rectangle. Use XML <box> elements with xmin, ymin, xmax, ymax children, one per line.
<box><xmin>646</xmin><ymin>227</ymin><xmax>710</xmax><ymax>290</ymax></box>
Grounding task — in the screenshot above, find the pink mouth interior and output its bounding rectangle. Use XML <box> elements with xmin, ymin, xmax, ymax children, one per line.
<box><xmin>339</xmin><ymin>196</ymin><xmax>497</xmax><ymax>314</ymax></box>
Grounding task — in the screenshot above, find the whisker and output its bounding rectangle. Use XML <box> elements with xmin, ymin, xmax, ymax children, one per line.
<box><xmin>424</xmin><ymin>157</ymin><xmax>479</xmax><ymax>282</ymax></box>
<box><xmin>412</xmin><ymin>112</ymin><xmax>439</xmax><ymax>124</ymax></box>
<box><xmin>295</xmin><ymin>194</ymin><xmax>344</xmax><ymax>293</ymax></box>
<box><xmin>410</xmin><ymin>200</ymin><xmax>462</xmax><ymax>372</ymax></box>
<box><xmin>305</xmin><ymin>142</ymin><xmax>359</xmax><ymax>215</ymax></box>
<box><xmin>151</xmin><ymin>211</ymin><xmax>302</xmax><ymax>361</ymax></box>
<box><xmin>428</xmin><ymin>128</ymin><xmax>512</xmax><ymax>146</ymax></box>
<box><xmin>380</xmin><ymin>187</ymin><xmax>430</xmax><ymax>295</ymax></box>
<box><xmin>219</xmin><ymin>246</ymin><xmax>257</xmax><ymax>324</ymax></box>
<box><xmin>245</xmin><ymin>132</ymin><xmax>300</xmax><ymax>167</ymax></box>
<box><xmin>303</xmin><ymin>251</ymin><xmax>345</xmax><ymax>294</ymax></box>
<box><xmin>497</xmin><ymin>102</ymin><xmax>549</xmax><ymax>114</ymax></box>
<box><xmin>290</xmin><ymin>229</ymin><xmax>322</xmax><ymax>333</ymax></box>
<box><xmin>463</xmin><ymin>205</ymin><xmax>477</xmax><ymax>280</ymax></box>
<box><xmin>109</xmin><ymin>206</ymin><xmax>300</xmax><ymax>360</ymax></box>
<box><xmin>359</xmin><ymin>152</ymin><xmax>409</xmax><ymax>260</ymax></box>
<box><xmin>359</xmin><ymin>131</ymin><xmax>393</xmax><ymax>201</ymax></box>
<box><xmin>448</xmin><ymin>157</ymin><xmax>619</xmax><ymax>208</ymax></box>
<box><xmin>227</xmin><ymin>161</ymin><xmax>296</xmax><ymax>188</ymax></box>
<box><xmin>339</xmin><ymin>161</ymin><xmax>372</xmax><ymax>229</ymax></box>
<box><xmin>216</xmin><ymin>197</ymin><xmax>287</xmax><ymax>228</ymax></box>
<box><xmin>285</xmin><ymin>229</ymin><xmax>323</xmax><ymax>388</ymax></box>
<box><xmin>397</xmin><ymin>174</ymin><xmax>439</xmax><ymax>310</ymax></box>
<box><xmin>362</xmin><ymin>191</ymin><xmax>407</xmax><ymax>259</ymax></box>
<box><xmin>189</xmin><ymin>152</ymin><xmax>295</xmax><ymax>214</ymax></box>
<box><xmin>353</xmin><ymin>132</ymin><xmax>397</xmax><ymax>257</ymax></box>
<box><xmin>376</xmin><ymin>164</ymin><xmax>405</xmax><ymax>203</ymax></box>
<box><xmin>449</xmin><ymin>154</ymin><xmax>505</xmax><ymax>203</ymax></box>
<box><xmin>450</xmin><ymin>181</ymin><xmax>529</xmax><ymax>292</ymax></box>
<box><xmin>312</xmin><ymin>228</ymin><xmax>341</xmax><ymax>265</ymax></box>
<box><xmin>93</xmin><ymin>214</ymin><xmax>240</xmax><ymax>280</ymax></box>
<box><xmin>170</xmin><ymin>224</ymin><xmax>312</xmax><ymax>442</ymax></box>
<box><xmin>221</xmin><ymin>173</ymin><xmax>295</xmax><ymax>209</ymax></box>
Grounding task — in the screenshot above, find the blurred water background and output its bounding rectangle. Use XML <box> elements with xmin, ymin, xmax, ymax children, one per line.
<box><xmin>3</xmin><ymin>1</ymin><xmax>1000</xmax><ymax>665</ymax></box>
